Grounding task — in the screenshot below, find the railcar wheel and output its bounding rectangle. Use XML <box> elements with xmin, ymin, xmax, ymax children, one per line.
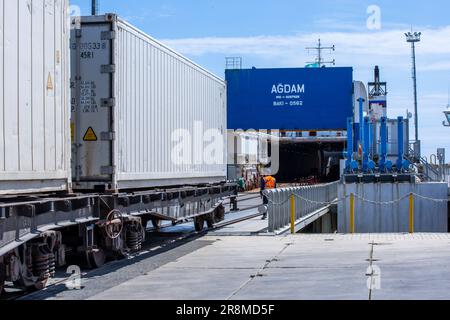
<box><xmin>0</xmin><ymin>262</ymin><xmax>5</xmax><ymax>294</ymax></box>
<box><xmin>206</xmin><ymin>214</ymin><xmax>215</xmax><ymax>229</ymax></box>
<box><xmin>194</xmin><ymin>217</ymin><xmax>205</xmax><ymax>232</ymax></box>
<box><xmin>86</xmin><ymin>248</ymin><xmax>106</xmax><ymax>269</ymax></box>
<box><xmin>214</xmin><ymin>205</ymin><xmax>225</xmax><ymax>222</ymax></box>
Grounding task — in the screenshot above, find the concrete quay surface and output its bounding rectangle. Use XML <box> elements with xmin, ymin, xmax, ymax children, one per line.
<box><xmin>26</xmin><ymin>233</ymin><xmax>450</xmax><ymax>300</ymax></box>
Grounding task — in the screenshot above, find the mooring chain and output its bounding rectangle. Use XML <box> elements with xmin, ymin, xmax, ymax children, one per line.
<box><xmin>293</xmin><ymin>193</ymin><xmax>341</xmax><ymax>206</ymax></box>
<box><xmin>265</xmin><ymin>192</ymin><xmax>448</xmax><ymax>207</ymax></box>
<box><xmin>264</xmin><ymin>193</ymin><xmax>341</xmax><ymax>206</ymax></box>
<box><xmin>265</xmin><ymin>197</ymin><xmax>291</xmax><ymax>206</ymax></box>
<box><xmin>410</xmin><ymin>193</ymin><xmax>449</xmax><ymax>203</ymax></box>
<box><xmin>353</xmin><ymin>193</ymin><xmax>448</xmax><ymax>205</ymax></box>
<box><xmin>352</xmin><ymin>193</ymin><xmax>410</xmax><ymax>206</ymax></box>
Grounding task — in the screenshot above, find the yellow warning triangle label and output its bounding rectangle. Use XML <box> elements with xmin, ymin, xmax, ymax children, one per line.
<box><xmin>47</xmin><ymin>73</ymin><xmax>54</xmax><ymax>90</ymax></box>
<box><xmin>83</xmin><ymin>127</ymin><xmax>98</xmax><ymax>142</ymax></box>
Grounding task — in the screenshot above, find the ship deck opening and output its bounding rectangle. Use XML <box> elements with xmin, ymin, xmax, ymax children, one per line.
<box><xmin>275</xmin><ymin>138</ymin><xmax>345</xmax><ymax>184</ymax></box>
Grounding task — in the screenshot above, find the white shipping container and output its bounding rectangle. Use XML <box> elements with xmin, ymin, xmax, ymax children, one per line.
<box><xmin>0</xmin><ymin>0</ymin><xmax>71</xmax><ymax>195</ymax></box>
<box><xmin>71</xmin><ymin>15</ymin><xmax>227</xmax><ymax>191</ymax></box>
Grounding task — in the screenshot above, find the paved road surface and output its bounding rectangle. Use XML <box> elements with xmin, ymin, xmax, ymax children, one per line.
<box><xmin>23</xmin><ymin>233</ymin><xmax>450</xmax><ymax>300</ymax></box>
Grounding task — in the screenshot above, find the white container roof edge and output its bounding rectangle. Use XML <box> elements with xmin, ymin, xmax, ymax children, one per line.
<box><xmin>77</xmin><ymin>14</ymin><xmax>225</xmax><ymax>85</ymax></box>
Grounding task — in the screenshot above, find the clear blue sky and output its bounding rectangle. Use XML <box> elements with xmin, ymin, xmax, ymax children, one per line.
<box><xmin>71</xmin><ymin>0</ymin><xmax>450</xmax><ymax>160</ymax></box>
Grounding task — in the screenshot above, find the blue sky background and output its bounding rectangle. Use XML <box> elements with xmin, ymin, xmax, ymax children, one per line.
<box><xmin>71</xmin><ymin>0</ymin><xmax>450</xmax><ymax>160</ymax></box>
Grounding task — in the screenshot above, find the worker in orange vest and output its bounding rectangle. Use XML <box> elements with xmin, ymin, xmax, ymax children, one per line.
<box><xmin>260</xmin><ymin>175</ymin><xmax>277</xmax><ymax>220</ymax></box>
<box><xmin>263</xmin><ymin>176</ymin><xmax>277</xmax><ymax>190</ymax></box>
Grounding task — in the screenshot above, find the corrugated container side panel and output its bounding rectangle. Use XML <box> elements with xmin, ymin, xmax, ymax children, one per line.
<box><xmin>163</xmin><ymin>52</ymin><xmax>168</xmax><ymax>172</ymax></box>
<box><xmin>178</xmin><ymin>56</ymin><xmax>184</xmax><ymax>173</ymax></box>
<box><xmin>183</xmin><ymin>59</ymin><xmax>188</xmax><ymax>174</ymax></box>
<box><xmin>164</xmin><ymin>50</ymin><xmax>170</xmax><ymax>173</ymax></box>
<box><xmin>162</xmin><ymin>50</ymin><xmax>167</xmax><ymax>173</ymax></box>
<box><xmin>18</xmin><ymin>0</ymin><xmax>32</xmax><ymax>172</ymax></box>
<box><xmin>151</xmin><ymin>41</ymin><xmax>156</xmax><ymax>173</ymax></box>
<box><xmin>148</xmin><ymin>43</ymin><xmax>152</xmax><ymax>172</ymax></box>
<box><xmin>194</xmin><ymin>70</ymin><xmax>201</xmax><ymax>169</ymax></box>
<box><xmin>132</xmin><ymin>36</ymin><xmax>138</xmax><ymax>173</ymax></box>
<box><xmin>145</xmin><ymin>41</ymin><xmax>151</xmax><ymax>172</ymax></box>
<box><xmin>3</xmin><ymin>0</ymin><xmax>19</xmax><ymax>172</ymax></box>
<box><xmin>56</xmin><ymin>0</ymin><xmax>70</xmax><ymax>176</ymax></box>
<box><xmin>169</xmin><ymin>54</ymin><xmax>175</xmax><ymax>172</ymax></box>
<box><xmin>168</xmin><ymin>53</ymin><xmax>173</xmax><ymax>173</ymax></box>
<box><xmin>142</xmin><ymin>40</ymin><xmax>147</xmax><ymax>171</ymax></box>
<box><xmin>142</xmin><ymin>39</ymin><xmax>147</xmax><ymax>172</ymax></box>
<box><xmin>119</xmin><ymin>29</ymin><xmax>125</xmax><ymax>174</ymax></box>
<box><xmin>132</xmin><ymin>33</ymin><xmax>138</xmax><ymax>173</ymax></box>
<box><xmin>0</xmin><ymin>0</ymin><xmax>4</xmax><ymax>171</ymax></box>
<box><xmin>151</xmin><ymin>44</ymin><xmax>157</xmax><ymax>173</ymax></box>
<box><xmin>198</xmin><ymin>70</ymin><xmax>203</xmax><ymax>169</ymax></box>
<box><xmin>31</xmin><ymin>0</ymin><xmax>45</xmax><ymax>173</ymax></box>
<box><xmin>0</xmin><ymin>0</ymin><xmax>69</xmax><ymax>194</ymax></box>
<box><xmin>125</xmin><ymin>30</ymin><xmax>131</xmax><ymax>173</ymax></box>
<box><xmin>196</xmin><ymin>71</ymin><xmax>202</xmax><ymax>165</ymax></box>
<box><xmin>44</xmin><ymin>0</ymin><xmax>55</xmax><ymax>171</ymax></box>
<box><xmin>138</xmin><ymin>38</ymin><xmax>143</xmax><ymax>172</ymax></box>
<box><xmin>137</xmin><ymin>36</ymin><xmax>142</xmax><ymax>172</ymax></box>
<box><xmin>118</xmin><ymin>29</ymin><xmax>124</xmax><ymax>174</ymax></box>
<box><xmin>115</xmin><ymin>20</ymin><xmax>226</xmax><ymax>182</ymax></box>
<box><xmin>138</xmin><ymin>39</ymin><xmax>142</xmax><ymax>172</ymax></box>
<box><xmin>121</xmin><ymin>29</ymin><xmax>127</xmax><ymax>174</ymax></box>
<box><xmin>129</xmin><ymin>33</ymin><xmax>135</xmax><ymax>173</ymax></box>
<box><xmin>52</xmin><ymin>0</ymin><xmax>59</xmax><ymax>169</ymax></box>
<box><xmin>63</xmin><ymin>0</ymin><xmax>70</xmax><ymax>174</ymax></box>
<box><xmin>55</xmin><ymin>0</ymin><xmax>63</xmax><ymax>171</ymax></box>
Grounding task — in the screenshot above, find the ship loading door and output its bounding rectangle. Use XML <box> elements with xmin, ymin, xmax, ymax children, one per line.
<box><xmin>275</xmin><ymin>140</ymin><xmax>345</xmax><ymax>184</ymax></box>
<box><xmin>71</xmin><ymin>20</ymin><xmax>115</xmax><ymax>189</ymax></box>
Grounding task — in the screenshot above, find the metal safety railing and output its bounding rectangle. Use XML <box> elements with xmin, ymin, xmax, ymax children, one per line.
<box><xmin>264</xmin><ymin>182</ymin><xmax>339</xmax><ymax>233</ymax></box>
<box><xmin>406</xmin><ymin>146</ymin><xmax>441</xmax><ymax>182</ymax></box>
<box><xmin>264</xmin><ymin>183</ymin><xmax>448</xmax><ymax>234</ymax></box>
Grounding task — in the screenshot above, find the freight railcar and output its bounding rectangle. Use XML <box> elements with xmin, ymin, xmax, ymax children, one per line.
<box><xmin>0</xmin><ymin>0</ymin><xmax>71</xmax><ymax>196</ymax></box>
<box><xmin>0</xmin><ymin>10</ymin><xmax>236</xmax><ymax>294</ymax></box>
<box><xmin>71</xmin><ymin>14</ymin><xmax>228</xmax><ymax>191</ymax></box>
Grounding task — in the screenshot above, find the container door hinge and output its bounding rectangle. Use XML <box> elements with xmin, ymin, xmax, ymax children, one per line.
<box><xmin>101</xmin><ymin>132</ymin><xmax>116</xmax><ymax>141</ymax></box>
<box><xmin>101</xmin><ymin>31</ymin><xmax>116</xmax><ymax>40</ymax></box>
<box><xmin>101</xmin><ymin>64</ymin><xmax>116</xmax><ymax>74</ymax></box>
<box><xmin>101</xmin><ymin>166</ymin><xmax>116</xmax><ymax>175</ymax></box>
<box><xmin>101</xmin><ymin>98</ymin><xmax>116</xmax><ymax>108</ymax></box>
